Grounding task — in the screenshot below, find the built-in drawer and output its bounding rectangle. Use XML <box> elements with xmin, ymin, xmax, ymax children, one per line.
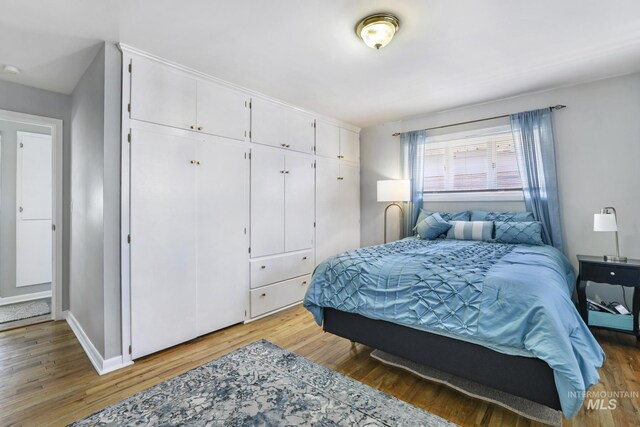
<box><xmin>250</xmin><ymin>250</ymin><xmax>313</xmax><ymax>289</ymax></box>
<box><xmin>582</xmin><ymin>263</ymin><xmax>640</xmax><ymax>287</ymax></box>
<box><xmin>250</xmin><ymin>274</ymin><xmax>311</xmax><ymax>318</ymax></box>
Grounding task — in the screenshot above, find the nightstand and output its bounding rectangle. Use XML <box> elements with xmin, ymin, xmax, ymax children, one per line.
<box><xmin>576</xmin><ymin>255</ymin><xmax>640</xmax><ymax>341</ymax></box>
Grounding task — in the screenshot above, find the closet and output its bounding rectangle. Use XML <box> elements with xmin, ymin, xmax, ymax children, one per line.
<box><xmin>122</xmin><ymin>49</ymin><xmax>360</xmax><ymax>360</ymax></box>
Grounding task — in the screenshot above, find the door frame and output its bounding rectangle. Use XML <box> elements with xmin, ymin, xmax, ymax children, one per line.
<box><xmin>0</xmin><ymin>109</ymin><xmax>63</xmax><ymax>320</ymax></box>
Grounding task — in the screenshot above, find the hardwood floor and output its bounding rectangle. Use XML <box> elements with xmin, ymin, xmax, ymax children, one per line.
<box><xmin>0</xmin><ymin>305</ymin><xmax>638</xmax><ymax>426</ymax></box>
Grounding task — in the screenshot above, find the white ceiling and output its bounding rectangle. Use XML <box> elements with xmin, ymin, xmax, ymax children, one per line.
<box><xmin>1</xmin><ymin>0</ymin><xmax>640</xmax><ymax>127</ymax></box>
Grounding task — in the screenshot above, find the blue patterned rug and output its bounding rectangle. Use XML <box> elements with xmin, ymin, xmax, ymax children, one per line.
<box><xmin>72</xmin><ymin>339</ymin><xmax>456</xmax><ymax>426</ymax></box>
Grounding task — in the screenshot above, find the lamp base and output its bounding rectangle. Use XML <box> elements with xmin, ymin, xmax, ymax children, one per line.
<box><xmin>603</xmin><ymin>255</ymin><xmax>627</xmax><ymax>263</ymax></box>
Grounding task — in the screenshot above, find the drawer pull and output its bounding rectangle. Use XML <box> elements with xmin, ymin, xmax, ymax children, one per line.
<box><xmin>302</xmin><ymin>256</ymin><xmax>307</xmax><ymax>260</ymax></box>
<box><xmin>261</xmin><ymin>265</ymin><xmax>266</xmax><ymax>269</ymax></box>
<box><xmin>610</xmin><ymin>271</ymin><xmax>616</xmax><ymax>276</ymax></box>
<box><xmin>260</xmin><ymin>293</ymin><xmax>266</xmax><ymax>297</ymax></box>
<box><xmin>301</xmin><ymin>281</ymin><xmax>307</xmax><ymax>285</ymax></box>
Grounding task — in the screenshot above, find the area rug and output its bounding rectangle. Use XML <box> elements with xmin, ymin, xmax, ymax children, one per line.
<box><xmin>371</xmin><ymin>349</ymin><xmax>561</xmax><ymax>427</ymax></box>
<box><xmin>72</xmin><ymin>340</ymin><xmax>457</xmax><ymax>426</ymax></box>
<box><xmin>0</xmin><ymin>298</ymin><xmax>50</xmax><ymax>324</ymax></box>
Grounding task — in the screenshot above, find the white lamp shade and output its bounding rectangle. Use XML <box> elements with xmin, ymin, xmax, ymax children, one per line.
<box><xmin>377</xmin><ymin>179</ymin><xmax>410</xmax><ymax>202</ymax></box>
<box><xmin>594</xmin><ymin>213</ymin><xmax>617</xmax><ymax>232</ymax></box>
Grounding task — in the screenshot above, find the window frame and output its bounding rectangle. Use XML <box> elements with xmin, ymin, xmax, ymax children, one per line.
<box><xmin>421</xmin><ymin>124</ymin><xmax>523</xmax><ymax>201</ymax></box>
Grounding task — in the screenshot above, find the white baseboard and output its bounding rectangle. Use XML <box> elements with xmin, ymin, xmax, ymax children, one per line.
<box><xmin>0</xmin><ymin>290</ymin><xmax>52</xmax><ymax>306</ymax></box>
<box><xmin>64</xmin><ymin>311</ymin><xmax>133</xmax><ymax>375</ymax></box>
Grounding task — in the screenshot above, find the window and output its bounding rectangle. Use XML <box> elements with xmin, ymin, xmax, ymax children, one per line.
<box><xmin>421</xmin><ymin>125</ymin><xmax>522</xmax><ymax>200</ymax></box>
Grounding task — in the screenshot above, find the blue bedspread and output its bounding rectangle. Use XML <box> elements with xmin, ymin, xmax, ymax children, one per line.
<box><xmin>304</xmin><ymin>239</ymin><xmax>605</xmax><ymax>418</ymax></box>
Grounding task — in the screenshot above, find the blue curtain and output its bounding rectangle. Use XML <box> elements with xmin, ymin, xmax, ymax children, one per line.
<box><xmin>400</xmin><ymin>130</ymin><xmax>427</xmax><ymax>237</ymax></box>
<box><xmin>510</xmin><ymin>108</ymin><xmax>564</xmax><ymax>252</ymax></box>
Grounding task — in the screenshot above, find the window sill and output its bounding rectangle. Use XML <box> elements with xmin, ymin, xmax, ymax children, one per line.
<box><xmin>423</xmin><ymin>191</ymin><xmax>524</xmax><ymax>202</ymax></box>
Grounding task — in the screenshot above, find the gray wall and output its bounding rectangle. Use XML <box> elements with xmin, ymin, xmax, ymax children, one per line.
<box><xmin>0</xmin><ymin>120</ymin><xmax>52</xmax><ymax>298</ymax></box>
<box><xmin>70</xmin><ymin>42</ymin><xmax>122</xmax><ymax>360</ymax></box>
<box><xmin>0</xmin><ymin>80</ymin><xmax>71</xmax><ymax>308</ymax></box>
<box><xmin>360</xmin><ymin>72</ymin><xmax>640</xmax><ymax>304</ymax></box>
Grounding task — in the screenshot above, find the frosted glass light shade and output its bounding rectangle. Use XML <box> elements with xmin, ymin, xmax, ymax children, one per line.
<box><xmin>355</xmin><ymin>13</ymin><xmax>400</xmax><ymax>50</ymax></box>
<box><xmin>594</xmin><ymin>214</ymin><xmax>617</xmax><ymax>232</ymax></box>
<box><xmin>377</xmin><ymin>180</ymin><xmax>410</xmax><ymax>202</ymax></box>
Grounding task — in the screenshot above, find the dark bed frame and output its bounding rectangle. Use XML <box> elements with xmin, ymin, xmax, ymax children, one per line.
<box><xmin>323</xmin><ymin>308</ymin><xmax>561</xmax><ymax>411</ymax></box>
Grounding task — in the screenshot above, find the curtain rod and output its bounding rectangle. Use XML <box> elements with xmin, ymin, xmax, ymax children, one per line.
<box><xmin>391</xmin><ymin>105</ymin><xmax>566</xmax><ymax>137</ymax></box>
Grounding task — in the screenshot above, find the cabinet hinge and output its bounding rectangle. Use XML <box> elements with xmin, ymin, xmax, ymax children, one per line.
<box><xmin>245</xmin><ymin>310</ymin><xmax>247</xmax><ymax>317</ymax></box>
<box><xmin>248</xmin><ymin>247</ymin><xmax>251</xmax><ymax>254</ymax></box>
<box><xmin>52</xmin><ymin>224</ymin><xmax>56</xmax><ymax>231</ymax></box>
<box><xmin>127</xmin><ymin>234</ymin><xmax>131</xmax><ymax>244</ymax></box>
<box><xmin>244</xmin><ymin>227</ymin><xmax>247</xmax><ymax>234</ymax></box>
<box><xmin>127</xmin><ymin>133</ymin><xmax>131</xmax><ymax>143</ymax></box>
<box><xmin>249</xmin><ymin>131</ymin><xmax>252</xmax><ymax>139</ymax></box>
<box><xmin>19</xmin><ymin>143</ymin><xmax>23</xmax><ymax>148</ymax></box>
<box><xmin>244</xmin><ymin>152</ymin><xmax>247</xmax><ymax>159</ymax></box>
<box><xmin>128</xmin><ymin>103</ymin><xmax>131</xmax><ymax>113</ymax></box>
<box><xmin>248</xmin><ymin>152</ymin><xmax>252</xmax><ymax>159</ymax></box>
<box><xmin>128</xmin><ymin>63</ymin><xmax>132</xmax><ymax>73</ymax></box>
<box><xmin>249</xmin><ymin>100</ymin><xmax>252</xmax><ymax>109</ymax></box>
<box><xmin>314</xmin><ymin>222</ymin><xmax>316</xmax><ymax>228</ymax></box>
<box><xmin>312</xmin><ymin>162</ymin><xmax>316</xmax><ymax>168</ymax></box>
<box><xmin>128</xmin><ymin>345</ymin><xmax>132</xmax><ymax>354</ymax></box>
<box><xmin>313</xmin><ymin>121</ymin><xmax>316</xmax><ymax>128</ymax></box>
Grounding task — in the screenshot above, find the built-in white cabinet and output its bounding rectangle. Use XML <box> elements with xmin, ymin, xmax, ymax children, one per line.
<box><xmin>250</xmin><ymin>147</ymin><xmax>314</xmax><ymax>258</ymax></box>
<box><xmin>315</xmin><ymin>120</ymin><xmax>360</xmax><ymax>163</ymax></box>
<box><xmin>251</xmin><ymin>98</ymin><xmax>315</xmax><ymax>154</ymax></box>
<box><xmin>130</xmin><ymin>127</ymin><xmax>248</xmax><ymax>358</ymax></box>
<box><xmin>129</xmin><ymin>57</ymin><xmax>248</xmax><ymax>140</ymax></box>
<box><xmin>315</xmin><ymin>158</ymin><xmax>360</xmax><ymax>266</ymax></box>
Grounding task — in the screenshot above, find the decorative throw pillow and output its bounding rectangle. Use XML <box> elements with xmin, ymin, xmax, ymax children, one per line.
<box><xmin>416</xmin><ymin>209</ymin><xmax>470</xmax><ymax>225</ymax></box>
<box><xmin>415</xmin><ymin>213</ymin><xmax>452</xmax><ymax>240</ymax></box>
<box><xmin>470</xmin><ymin>210</ymin><xmax>535</xmax><ymax>222</ymax></box>
<box><xmin>494</xmin><ymin>221</ymin><xmax>544</xmax><ymax>245</ymax></box>
<box><xmin>446</xmin><ymin>221</ymin><xmax>493</xmax><ymax>241</ymax></box>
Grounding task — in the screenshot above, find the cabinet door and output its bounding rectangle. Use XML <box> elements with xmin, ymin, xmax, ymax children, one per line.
<box><xmin>251</xmin><ymin>98</ymin><xmax>286</xmax><ymax>148</ymax></box>
<box><xmin>251</xmin><ymin>148</ymin><xmax>285</xmax><ymax>257</ymax></box>
<box><xmin>285</xmin><ymin>109</ymin><xmax>315</xmax><ymax>154</ymax></box>
<box><xmin>315</xmin><ymin>121</ymin><xmax>340</xmax><ymax>159</ymax></box>
<box><xmin>130</xmin><ymin>57</ymin><xmax>197</xmax><ymax>130</ymax></box>
<box><xmin>130</xmin><ymin>128</ymin><xmax>198</xmax><ymax>359</ymax></box>
<box><xmin>339</xmin><ymin>162</ymin><xmax>361</xmax><ymax>252</ymax></box>
<box><xmin>315</xmin><ymin>157</ymin><xmax>341</xmax><ymax>265</ymax></box>
<box><xmin>196</xmin><ymin>136</ymin><xmax>249</xmax><ymax>335</ymax></box>
<box><xmin>339</xmin><ymin>128</ymin><xmax>360</xmax><ymax>163</ymax></box>
<box><xmin>284</xmin><ymin>154</ymin><xmax>315</xmax><ymax>252</ymax></box>
<box><xmin>196</xmin><ymin>80</ymin><xmax>248</xmax><ymax>141</ymax></box>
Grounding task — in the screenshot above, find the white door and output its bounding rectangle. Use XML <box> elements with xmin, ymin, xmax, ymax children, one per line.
<box><xmin>196</xmin><ymin>136</ymin><xmax>249</xmax><ymax>335</ymax></box>
<box><xmin>250</xmin><ymin>98</ymin><xmax>286</xmax><ymax>149</ymax></box>
<box><xmin>16</xmin><ymin>132</ymin><xmax>52</xmax><ymax>287</ymax></box>
<box><xmin>130</xmin><ymin>128</ymin><xmax>198</xmax><ymax>358</ymax></box>
<box><xmin>284</xmin><ymin>154</ymin><xmax>315</xmax><ymax>252</ymax></box>
<box><xmin>250</xmin><ymin>147</ymin><xmax>285</xmax><ymax>257</ymax></box>
<box><xmin>130</xmin><ymin>57</ymin><xmax>197</xmax><ymax>131</ymax></box>
<box><xmin>315</xmin><ymin>121</ymin><xmax>340</xmax><ymax>159</ymax></box>
<box><xmin>340</xmin><ymin>162</ymin><xmax>361</xmax><ymax>252</ymax></box>
<box><xmin>196</xmin><ymin>80</ymin><xmax>248</xmax><ymax>141</ymax></box>
<box><xmin>285</xmin><ymin>109</ymin><xmax>315</xmax><ymax>154</ymax></box>
<box><xmin>315</xmin><ymin>157</ymin><xmax>341</xmax><ymax>265</ymax></box>
<box><xmin>340</xmin><ymin>128</ymin><xmax>360</xmax><ymax>163</ymax></box>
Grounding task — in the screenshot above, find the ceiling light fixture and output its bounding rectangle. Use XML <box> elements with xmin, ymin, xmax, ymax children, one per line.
<box><xmin>3</xmin><ymin>65</ymin><xmax>21</xmax><ymax>75</ymax></box>
<box><xmin>355</xmin><ymin>13</ymin><xmax>400</xmax><ymax>50</ymax></box>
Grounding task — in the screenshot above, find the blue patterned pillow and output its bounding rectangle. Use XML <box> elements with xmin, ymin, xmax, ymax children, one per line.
<box><xmin>470</xmin><ymin>210</ymin><xmax>534</xmax><ymax>222</ymax></box>
<box><xmin>446</xmin><ymin>221</ymin><xmax>493</xmax><ymax>241</ymax></box>
<box><xmin>416</xmin><ymin>209</ymin><xmax>470</xmax><ymax>225</ymax></box>
<box><xmin>495</xmin><ymin>221</ymin><xmax>544</xmax><ymax>245</ymax></box>
<box><xmin>415</xmin><ymin>213</ymin><xmax>452</xmax><ymax>240</ymax></box>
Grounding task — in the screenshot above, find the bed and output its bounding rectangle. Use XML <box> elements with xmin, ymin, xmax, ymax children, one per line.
<box><xmin>304</xmin><ymin>238</ymin><xmax>605</xmax><ymax>418</ymax></box>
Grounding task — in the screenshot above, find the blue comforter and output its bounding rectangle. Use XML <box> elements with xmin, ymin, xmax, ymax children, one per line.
<box><xmin>304</xmin><ymin>239</ymin><xmax>604</xmax><ymax>418</ymax></box>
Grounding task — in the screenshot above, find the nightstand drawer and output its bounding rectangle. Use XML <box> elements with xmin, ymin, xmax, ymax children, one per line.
<box><xmin>581</xmin><ymin>263</ymin><xmax>640</xmax><ymax>286</ymax></box>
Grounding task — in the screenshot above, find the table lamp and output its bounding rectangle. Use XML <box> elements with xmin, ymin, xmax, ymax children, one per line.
<box><xmin>377</xmin><ymin>179</ymin><xmax>410</xmax><ymax>243</ymax></box>
<box><xmin>593</xmin><ymin>207</ymin><xmax>627</xmax><ymax>263</ymax></box>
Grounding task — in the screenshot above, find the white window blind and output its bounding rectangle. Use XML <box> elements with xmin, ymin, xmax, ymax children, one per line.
<box><xmin>422</xmin><ymin>126</ymin><xmax>522</xmax><ymax>193</ymax></box>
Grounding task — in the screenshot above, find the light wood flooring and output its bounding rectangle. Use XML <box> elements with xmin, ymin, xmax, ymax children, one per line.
<box><xmin>0</xmin><ymin>305</ymin><xmax>638</xmax><ymax>426</ymax></box>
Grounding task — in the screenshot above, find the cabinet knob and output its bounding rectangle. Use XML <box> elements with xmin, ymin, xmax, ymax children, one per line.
<box><xmin>260</xmin><ymin>293</ymin><xmax>267</xmax><ymax>297</ymax></box>
<box><xmin>286</xmin><ymin>144</ymin><xmax>291</xmax><ymax>148</ymax></box>
<box><xmin>610</xmin><ymin>271</ymin><xmax>616</xmax><ymax>276</ymax></box>
<box><xmin>281</xmin><ymin>143</ymin><xmax>287</xmax><ymax>147</ymax></box>
<box><xmin>337</xmin><ymin>177</ymin><xmax>344</xmax><ymax>180</ymax></box>
<box><xmin>301</xmin><ymin>281</ymin><xmax>307</xmax><ymax>285</ymax></box>
<box><xmin>190</xmin><ymin>125</ymin><xmax>197</xmax><ymax>130</ymax></box>
<box><xmin>280</xmin><ymin>170</ymin><xmax>285</xmax><ymax>174</ymax></box>
<box><xmin>302</xmin><ymin>256</ymin><xmax>307</xmax><ymax>260</ymax></box>
<box><xmin>197</xmin><ymin>126</ymin><xmax>203</xmax><ymax>131</ymax></box>
<box><xmin>261</xmin><ymin>265</ymin><xmax>266</xmax><ymax>269</ymax></box>
<box><xmin>285</xmin><ymin>170</ymin><xmax>290</xmax><ymax>174</ymax></box>
<box><xmin>190</xmin><ymin>160</ymin><xmax>196</xmax><ymax>164</ymax></box>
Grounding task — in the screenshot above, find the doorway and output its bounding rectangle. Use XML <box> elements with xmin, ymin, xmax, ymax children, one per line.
<box><xmin>0</xmin><ymin>110</ymin><xmax>63</xmax><ymax>331</ymax></box>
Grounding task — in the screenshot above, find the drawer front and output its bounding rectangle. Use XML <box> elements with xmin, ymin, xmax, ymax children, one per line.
<box><xmin>250</xmin><ymin>275</ymin><xmax>311</xmax><ymax>318</ymax></box>
<box><xmin>582</xmin><ymin>263</ymin><xmax>640</xmax><ymax>287</ymax></box>
<box><xmin>250</xmin><ymin>250</ymin><xmax>313</xmax><ymax>288</ymax></box>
